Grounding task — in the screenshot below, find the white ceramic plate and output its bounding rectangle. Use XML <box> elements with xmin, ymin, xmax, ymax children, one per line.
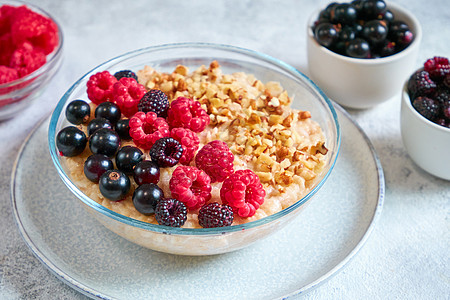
<box><xmin>11</xmin><ymin>106</ymin><xmax>384</xmax><ymax>299</ymax></box>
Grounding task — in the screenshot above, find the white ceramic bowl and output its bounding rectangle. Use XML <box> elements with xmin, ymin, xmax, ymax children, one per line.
<box><xmin>400</xmin><ymin>84</ymin><xmax>450</xmax><ymax>180</ymax></box>
<box><xmin>307</xmin><ymin>2</ymin><xmax>422</xmax><ymax>109</ymax></box>
<box><xmin>48</xmin><ymin>43</ymin><xmax>341</xmax><ymax>256</ymax></box>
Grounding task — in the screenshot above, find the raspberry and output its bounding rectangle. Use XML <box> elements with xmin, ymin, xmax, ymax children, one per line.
<box><xmin>220</xmin><ymin>169</ymin><xmax>266</xmax><ymax>218</ymax></box>
<box><xmin>138</xmin><ymin>89</ymin><xmax>170</xmax><ymax>118</ymax></box>
<box><xmin>111</xmin><ymin>77</ymin><xmax>147</xmax><ymax>118</ymax></box>
<box><xmin>170</xmin><ymin>127</ymin><xmax>199</xmax><ymax>165</ymax></box>
<box><xmin>167</xmin><ymin>96</ymin><xmax>210</xmax><ymax>132</ymax></box>
<box><xmin>412</xmin><ymin>96</ymin><xmax>440</xmax><ymax>121</ymax></box>
<box><xmin>198</xmin><ymin>202</ymin><xmax>234</xmax><ymax>228</ymax></box>
<box><xmin>9</xmin><ymin>41</ymin><xmax>46</xmax><ymax>77</ymax></box>
<box><xmin>195</xmin><ymin>140</ymin><xmax>234</xmax><ymax>183</ymax></box>
<box><xmin>0</xmin><ymin>65</ymin><xmax>18</xmax><ymax>84</ymax></box>
<box><xmin>149</xmin><ymin>137</ymin><xmax>183</xmax><ymax>167</ymax></box>
<box><xmin>407</xmin><ymin>70</ymin><xmax>436</xmax><ymax>98</ymax></box>
<box><xmin>129</xmin><ymin>111</ymin><xmax>170</xmax><ymax>150</ymax></box>
<box><xmin>0</xmin><ymin>33</ymin><xmax>14</xmax><ymax>65</ymax></box>
<box><xmin>155</xmin><ymin>198</ymin><xmax>187</xmax><ymax>227</ymax></box>
<box><xmin>113</xmin><ymin>70</ymin><xmax>137</xmax><ymax>81</ymax></box>
<box><xmin>424</xmin><ymin>56</ymin><xmax>450</xmax><ymax>81</ymax></box>
<box><xmin>169</xmin><ymin>166</ymin><xmax>212</xmax><ymax>210</ymax></box>
<box><xmin>86</xmin><ymin>71</ymin><xmax>117</xmax><ymax>105</ymax></box>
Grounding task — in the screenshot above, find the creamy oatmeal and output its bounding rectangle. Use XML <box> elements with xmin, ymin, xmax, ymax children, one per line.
<box><xmin>64</xmin><ymin>61</ymin><xmax>328</xmax><ymax>228</ymax></box>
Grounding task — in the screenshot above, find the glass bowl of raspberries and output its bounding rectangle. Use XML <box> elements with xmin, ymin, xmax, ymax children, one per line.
<box><xmin>400</xmin><ymin>56</ymin><xmax>450</xmax><ymax>180</ymax></box>
<box><xmin>307</xmin><ymin>0</ymin><xmax>421</xmax><ymax>109</ymax></box>
<box><xmin>0</xmin><ymin>0</ymin><xmax>63</xmax><ymax>120</ymax></box>
<box><xmin>48</xmin><ymin>43</ymin><xmax>340</xmax><ymax>255</ymax></box>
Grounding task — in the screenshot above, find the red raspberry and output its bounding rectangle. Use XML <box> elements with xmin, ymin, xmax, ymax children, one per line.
<box><xmin>424</xmin><ymin>56</ymin><xmax>450</xmax><ymax>81</ymax></box>
<box><xmin>195</xmin><ymin>140</ymin><xmax>234</xmax><ymax>183</ymax></box>
<box><xmin>220</xmin><ymin>169</ymin><xmax>266</xmax><ymax>218</ymax></box>
<box><xmin>0</xmin><ymin>34</ymin><xmax>14</xmax><ymax>65</ymax></box>
<box><xmin>167</xmin><ymin>96</ymin><xmax>210</xmax><ymax>132</ymax></box>
<box><xmin>129</xmin><ymin>111</ymin><xmax>170</xmax><ymax>150</ymax></box>
<box><xmin>170</xmin><ymin>127</ymin><xmax>199</xmax><ymax>165</ymax></box>
<box><xmin>169</xmin><ymin>166</ymin><xmax>212</xmax><ymax>210</ymax></box>
<box><xmin>10</xmin><ymin>5</ymin><xmax>58</xmax><ymax>55</ymax></box>
<box><xmin>9</xmin><ymin>41</ymin><xmax>46</xmax><ymax>77</ymax></box>
<box><xmin>111</xmin><ymin>77</ymin><xmax>146</xmax><ymax>118</ymax></box>
<box><xmin>0</xmin><ymin>65</ymin><xmax>18</xmax><ymax>84</ymax></box>
<box><xmin>198</xmin><ymin>202</ymin><xmax>234</xmax><ymax>228</ymax></box>
<box><xmin>86</xmin><ymin>71</ymin><xmax>117</xmax><ymax>105</ymax></box>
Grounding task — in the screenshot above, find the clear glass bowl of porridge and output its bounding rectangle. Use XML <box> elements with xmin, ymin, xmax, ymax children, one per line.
<box><xmin>48</xmin><ymin>43</ymin><xmax>340</xmax><ymax>255</ymax></box>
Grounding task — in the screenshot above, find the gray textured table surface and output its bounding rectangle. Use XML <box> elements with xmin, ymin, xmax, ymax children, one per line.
<box><xmin>1</xmin><ymin>0</ymin><xmax>449</xmax><ymax>299</ymax></box>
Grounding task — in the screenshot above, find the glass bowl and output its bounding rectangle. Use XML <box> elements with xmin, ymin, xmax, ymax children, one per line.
<box><xmin>48</xmin><ymin>43</ymin><xmax>340</xmax><ymax>255</ymax></box>
<box><xmin>0</xmin><ymin>0</ymin><xmax>63</xmax><ymax>121</ymax></box>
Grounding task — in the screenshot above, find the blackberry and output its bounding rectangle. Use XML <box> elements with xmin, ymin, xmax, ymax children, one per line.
<box><xmin>115</xmin><ymin>146</ymin><xmax>144</xmax><ymax>175</ymax></box>
<box><xmin>132</xmin><ymin>183</ymin><xmax>164</xmax><ymax>215</ymax></box>
<box><xmin>149</xmin><ymin>137</ymin><xmax>183</xmax><ymax>168</ymax></box>
<box><xmin>407</xmin><ymin>70</ymin><xmax>437</xmax><ymax>98</ymax></box>
<box><xmin>99</xmin><ymin>170</ymin><xmax>131</xmax><ymax>201</ymax></box>
<box><xmin>434</xmin><ymin>89</ymin><xmax>450</xmax><ymax>105</ymax></box>
<box><xmin>154</xmin><ymin>199</ymin><xmax>187</xmax><ymax>227</ymax></box>
<box><xmin>87</xmin><ymin>117</ymin><xmax>112</xmax><ymax>136</ymax></box>
<box><xmin>95</xmin><ymin>102</ymin><xmax>121</xmax><ymax>125</ymax></box>
<box><xmin>137</xmin><ymin>89</ymin><xmax>170</xmax><ymax>118</ymax></box>
<box><xmin>113</xmin><ymin>70</ymin><xmax>138</xmax><ymax>81</ymax></box>
<box><xmin>198</xmin><ymin>202</ymin><xmax>234</xmax><ymax>228</ymax></box>
<box><xmin>56</xmin><ymin>126</ymin><xmax>87</xmax><ymax>157</ymax></box>
<box><xmin>65</xmin><ymin>100</ymin><xmax>90</xmax><ymax>125</ymax></box>
<box><xmin>412</xmin><ymin>97</ymin><xmax>440</xmax><ymax>121</ymax></box>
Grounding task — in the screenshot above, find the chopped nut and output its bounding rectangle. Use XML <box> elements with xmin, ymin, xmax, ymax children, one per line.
<box><xmin>174</xmin><ymin>65</ymin><xmax>188</xmax><ymax>76</ymax></box>
<box><xmin>298</xmin><ymin>110</ymin><xmax>312</xmax><ymax>119</ymax></box>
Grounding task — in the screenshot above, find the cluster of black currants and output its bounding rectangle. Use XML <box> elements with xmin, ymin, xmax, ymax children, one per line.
<box><xmin>312</xmin><ymin>0</ymin><xmax>414</xmax><ymax>58</ymax></box>
<box><xmin>57</xmin><ymin>99</ymin><xmax>163</xmax><ymax>215</ymax></box>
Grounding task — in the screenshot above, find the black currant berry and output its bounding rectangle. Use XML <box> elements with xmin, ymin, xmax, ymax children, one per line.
<box><xmin>99</xmin><ymin>170</ymin><xmax>131</xmax><ymax>201</ymax></box>
<box><xmin>133</xmin><ymin>160</ymin><xmax>160</xmax><ymax>185</ymax></box>
<box><xmin>89</xmin><ymin>128</ymin><xmax>121</xmax><ymax>157</ymax></box>
<box><xmin>84</xmin><ymin>154</ymin><xmax>114</xmax><ymax>183</ymax></box>
<box><xmin>115</xmin><ymin>119</ymin><xmax>131</xmax><ymax>140</ymax></box>
<box><xmin>95</xmin><ymin>102</ymin><xmax>121</xmax><ymax>125</ymax></box>
<box><xmin>87</xmin><ymin>117</ymin><xmax>112</xmax><ymax>136</ymax></box>
<box><xmin>115</xmin><ymin>146</ymin><xmax>144</xmax><ymax>175</ymax></box>
<box><xmin>132</xmin><ymin>183</ymin><xmax>164</xmax><ymax>215</ymax></box>
<box><xmin>65</xmin><ymin>100</ymin><xmax>91</xmax><ymax>125</ymax></box>
<box><xmin>56</xmin><ymin>126</ymin><xmax>87</xmax><ymax>157</ymax></box>
<box><xmin>363</xmin><ymin>20</ymin><xmax>388</xmax><ymax>45</ymax></box>
<box><xmin>331</xmin><ymin>3</ymin><xmax>357</xmax><ymax>25</ymax></box>
<box><xmin>314</xmin><ymin>23</ymin><xmax>339</xmax><ymax>48</ymax></box>
<box><xmin>346</xmin><ymin>38</ymin><xmax>371</xmax><ymax>58</ymax></box>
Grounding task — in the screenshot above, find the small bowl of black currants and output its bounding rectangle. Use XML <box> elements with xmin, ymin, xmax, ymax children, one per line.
<box><xmin>307</xmin><ymin>0</ymin><xmax>422</xmax><ymax>109</ymax></box>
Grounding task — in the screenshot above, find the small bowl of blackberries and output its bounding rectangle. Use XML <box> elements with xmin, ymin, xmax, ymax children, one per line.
<box><xmin>400</xmin><ymin>56</ymin><xmax>450</xmax><ymax>180</ymax></box>
<box><xmin>307</xmin><ymin>0</ymin><xmax>422</xmax><ymax>109</ymax></box>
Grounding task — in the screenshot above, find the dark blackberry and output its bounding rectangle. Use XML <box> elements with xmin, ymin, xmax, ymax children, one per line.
<box><xmin>95</xmin><ymin>102</ymin><xmax>121</xmax><ymax>125</ymax></box>
<box><xmin>113</xmin><ymin>70</ymin><xmax>138</xmax><ymax>81</ymax></box>
<box><xmin>412</xmin><ymin>97</ymin><xmax>440</xmax><ymax>121</ymax></box>
<box><xmin>407</xmin><ymin>70</ymin><xmax>437</xmax><ymax>98</ymax></box>
<box><xmin>115</xmin><ymin>119</ymin><xmax>131</xmax><ymax>140</ymax></box>
<box><xmin>115</xmin><ymin>146</ymin><xmax>144</xmax><ymax>175</ymax></box>
<box><xmin>87</xmin><ymin>117</ymin><xmax>112</xmax><ymax>136</ymax></box>
<box><xmin>314</xmin><ymin>23</ymin><xmax>339</xmax><ymax>48</ymax></box>
<box><xmin>198</xmin><ymin>202</ymin><xmax>234</xmax><ymax>228</ymax></box>
<box><xmin>444</xmin><ymin>74</ymin><xmax>450</xmax><ymax>89</ymax></box>
<box><xmin>65</xmin><ymin>100</ymin><xmax>90</xmax><ymax>125</ymax></box>
<box><xmin>149</xmin><ymin>137</ymin><xmax>183</xmax><ymax>168</ymax></box>
<box><xmin>89</xmin><ymin>128</ymin><xmax>121</xmax><ymax>157</ymax></box>
<box><xmin>137</xmin><ymin>89</ymin><xmax>170</xmax><ymax>118</ymax></box>
<box><xmin>154</xmin><ymin>198</ymin><xmax>187</xmax><ymax>227</ymax></box>
<box><xmin>132</xmin><ymin>183</ymin><xmax>164</xmax><ymax>215</ymax></box>
<box><xmin>84</xmin><ymin>154</ymin><xmax>114</xmax><ymax>183</ymax></box>
<box><xmin>56</xmin><ymin>126</ymin><xmax>87</xmax><ymax>157</ymax></box>
<box><xmin>434</xmin><ymin>89</ymin><xmax>450</xmax><ymax>105</ymax></box>
<box><xmin>99</xmin><ymin>170</ymin><xmax>131</xmax><ymax>201</ymax></box>
<box><xmin>424</xmin><ymin>57</ymin><xmax>450</xmax><ymax>81</ymax></box>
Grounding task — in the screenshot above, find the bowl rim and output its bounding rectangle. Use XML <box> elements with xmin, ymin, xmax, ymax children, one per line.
<box><xmin>0</xmin><ymin>0</ymin><xmax>64</xmax><ymax>90</ymax></box>
<box><xmin>402</xmin><ymin>82</ymin><xmax>450</xmax><ymax>132</ymax></box>
<box><xmin>48</xmin><ymin>42</ymin><xmax>341</xmax><ymax>235</ymax></box>
<box><xmin>307</xmin><ymin>2</ymin><xmax>422</xmax><ymax>65</ymax></box>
